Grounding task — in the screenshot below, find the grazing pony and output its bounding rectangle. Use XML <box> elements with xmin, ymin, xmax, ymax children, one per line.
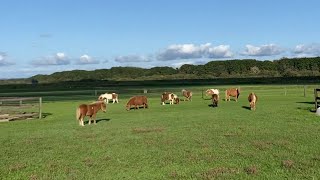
<box><xmin>248</xmin><ymin>92</ymin><xmax>258</xmax><ymax>111</ymax></box>
<box><xmin>225</xmin><ymin>88</ymin><xmax>240</xmax><ymax>102</ymax></box>
<box><xmin>161</xmin><ymin>92</ymin><xmax>179</xmax><ymax>105</ymax></box>
<box><xmin>98</xmin><ymin>93</ymin><xmax>119</xmax><ymax>104</ymax></box>
<box><xmin>181</xmin><ymin>89</ymin><xmax>192</xmax><ymax>101</ymax></box>
<box><xmin>126</xmin><ymin>96</ymin><xmax>148</xmax><ymax>110</ymax></box>
<box><xmin>206</xmin><ymin>89</ymin><xmax>220</xmax><ymax>96</ymax></box>
<box><xmin>76</xmin><ymin>101</ymin><xmax>107</xmax><ymax>126</ymax></box>
<box><xmin>212</xmin><ymin>94</ymin><xmax>219</xmax><ymax>107</ymax></box>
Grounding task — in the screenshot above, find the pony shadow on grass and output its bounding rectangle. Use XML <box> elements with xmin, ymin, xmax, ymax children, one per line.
<box><xmin>296</xmin><ymin>102</ymin><xmax>316</xmax><ymax>112</ymax></box>
<box><xmin>41</xmin><ymin>113</ymin><xmax>53</xmax><ymax>118</ymax></box>
<box><xmin>242</xmin><ymin>106</ymin><xmax>251</xmax><ymax>110</ymax></box>
<box><xmin>127</xmin><ymin>107</ymin><xmax>148</xmax><ymax>110</ymax></box>
<box><xmin>84</xmin><ymin>118</ymin><xmax>110</xmax><ymax>125</ymax></box>
<box><xmin>208</xmin><ymin>104</ymin><xmax>218</xmax><ymax>108</ymax></box>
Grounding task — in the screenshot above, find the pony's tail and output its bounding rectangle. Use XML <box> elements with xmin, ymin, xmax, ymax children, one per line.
<box><xmin>237</xmin><ymin>88</ymin><xmax>240</xmax><ymax>99</ymax></box>
<box><xmin>76</xmin><ymin>107</ymin><xmax>81</xmax><ymax>121</ymax></box>
<box><xmin>189</xmin><ymin>92</ymin><xmax>192</xmax><ymax>100</ymax></box>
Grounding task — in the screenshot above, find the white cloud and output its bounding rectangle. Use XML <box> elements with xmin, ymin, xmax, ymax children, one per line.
<box><xmin>157</xmin><ymin>43</ymin><xmax>233</xmax><ymax>61</ymax></box>
<box><xmin>76</xmin><ymin>54</ymin><xmax>100</xmax><ymax>65</ymax></box>
<box><xmin>31</xmin><ymin>52</ymin><xmax>70</xmax><ymax>66</ymax></box>
<box><xmin>293</xmin><ymin>44</ymin><xmax>320</xmax><ymax>56</ymax></box>
<box><xmin>242</xmin><ymin>44</ymin><xmax>284</xmax><ymax>56</ymax></box>
<box><xmin>114</xmin><ymin>55</ymin><xmax>153</xmax><ymax>63</ymax></box>
<box><xmin>0</xmin><ymin>52</ymin><xmax>14</xmax><ymax>66</ymax></box>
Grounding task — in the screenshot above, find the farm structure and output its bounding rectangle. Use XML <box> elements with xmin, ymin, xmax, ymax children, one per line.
<box><xmin>0</xmin><ymin>97</ymin><xmax>42</xmax><ymax>122</ymax></box>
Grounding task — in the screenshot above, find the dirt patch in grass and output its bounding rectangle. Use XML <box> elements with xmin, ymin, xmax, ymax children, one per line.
<box><xmin>252</xmin><ymin>141</ymin><xmax>273</xmax><ymax>150</ymax></box>
<box><xmin>244</xmin><ymin>165</ymin><xmax>258</xmax><ymax>175</ymax></box>
<box><xmin>282</xmin><ymin>160</ymin><xmax>294</xmax><ymax>169</ymax></box>
<box><xmin>132</xmin><ymin>127</ymin><xmax>165</xmax><ymax>134</ymax></box>
<box><xmin>29</xmin><ymin>174</ymin><xmax>39</xmax><ymax>180</ymax></box>
<box><xmin>83</xmin><ymin>158</ymin><xmax>95</xmax><ymax>167</ymax></box>
<box><xmin>8</xmin><ymin>163</ymin><xmax>26</xmax><ymax>172</ymax></box>
<box><xmin>223</xmin><ymin>132</ymin><xmax>241</xmax><ymax>137</ymax></box>
<box><xmin>200</xmin><ymin>167</ymin><xmax>240</xmax><ymax>179</ymax></box>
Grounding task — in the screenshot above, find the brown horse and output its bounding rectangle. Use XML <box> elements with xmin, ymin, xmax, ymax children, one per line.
<box><xmin>76</xmin><ymin>101</ymin><xmax>107</xmax><ymax>126</ymax></box>
<box><xmin>126</xmin><ymin>96</ymin><xmax>148</xmax><ymax>110</ymax></box>
<box><xmin>161</xmin><ymin>92</ymin><xmax>179</xmax><ymax>105</ymax></box>
<box><xmin>225</xmin><ymin>88</ymin><xmax>240</xmax><ymax>102</ymax></box>
<box><xmin>182</xmin><ymin>89</ymin><xmax>192</xmax><ymax>101</ymax></box>
<box><xmin>212</xmin><ymin>94</ymin><xmax>219</xmax><ymax>107</ymax></box>
<box><xmin>248</xmin><ymin>92</ymin><xmax>258</xmax><ymax>110</ymax></box>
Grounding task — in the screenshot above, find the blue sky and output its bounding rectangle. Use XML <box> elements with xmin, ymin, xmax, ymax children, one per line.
<box><xmin>1</xmin><ymin>0</ymin><xmax>320</xmax><ymax>79</ymax></box>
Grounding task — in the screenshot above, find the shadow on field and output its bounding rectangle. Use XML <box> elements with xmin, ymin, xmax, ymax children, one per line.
<box><xmin>242</xmin><ymin>106</ymin><xmax>251</xmax><ymax>110</ymax></box>
<box><xmin>296</xmin><ymin>101</ymin><xmax>315</xmax><ymax>105</ymax></box>
<box><xmin>296</xmin><ymin>102</ymin><xmax>316</xmax><ymax>112</ymax></box>
<box><xmin>127</xmin><ymin>107</ymin><xmax>149</xmax><ymax>110</ymax></box>
<box><xmin>297</xmin><ymin>107</ymin><xmax>315</xmax><ymax>113</ymax></box>
<box><xmin>42</xmin><ymin>113</ymin><xmax>53</xmax><ymax>118</ymax></box>
<box><xmin>84</xmin><ymin>118</ymin><xmax>110</xmax><ymax>125</ymax></box>
<box><xmin>208</xmin><ymin>104</ymin><xmax>218</xmax><ymax>108</ymax></box>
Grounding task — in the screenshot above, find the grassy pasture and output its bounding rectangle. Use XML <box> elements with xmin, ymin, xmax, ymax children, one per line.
<box><xmin>1</xmin><ymin>85</ymin><xmax>320</xmax><ymax>179</ymax></box>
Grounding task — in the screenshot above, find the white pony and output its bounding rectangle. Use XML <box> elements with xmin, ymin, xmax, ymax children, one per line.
<box><xmin>98</xmin><ymin>93</ymin><xmax>119</xmax><ymax>104</ymax></box>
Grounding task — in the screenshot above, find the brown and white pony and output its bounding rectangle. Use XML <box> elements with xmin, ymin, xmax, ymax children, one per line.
<box><xmin>212</xmin><ymin>94</ymin><xmax>219</xmax><ymax>107</ymax></box>
<box><xmin>126</xmin><ymin>96</ymin><xmax>148</xmax><ymax>110</ymax></box>
<box><xmin>225</xmin><ymin>88</ymin><xmax>240</xmax><ymax>102</ymax></box>
<box><xmin>76</xmin><ymin>101</ymin><xmax>107</xmax><ymax>126</ymax></box>
<box><xmin>161</xmin><ymin>92</ymin><xmax>179</xmax><ymax>105</ymax></box>
<box><xmin>98</xmin><ymin>93</ymin><xmax>119</xmax><ymax>104</ymax></box>
<box><xmin>181</xmin><ymin>89</ymin><xmax>192</xmax><ymax>101</ymax></box>
<box><xmin>206</xmin><ymin>89</ymin><xmax>219</xmax><ymax>96</ymax></box>
<box><xmin>248</xmin><ymin>92</ymin><xmax>258</xmax><ymax>110</ymax></box>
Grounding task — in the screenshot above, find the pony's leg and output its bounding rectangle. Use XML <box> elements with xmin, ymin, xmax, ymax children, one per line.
<box><xmin>81</xmin><ymin>117</ymin><xmax>84</xmax><ymax>126</ymax></box>
<box><xmin>93</xmin><ymin>114</ymin><xmax>97</xmax><ymax>124</ymax></box>
<box><xmin>88</xmin><ymin>116</ymin><xmax>92</xmax><ymax>125</ymax></box>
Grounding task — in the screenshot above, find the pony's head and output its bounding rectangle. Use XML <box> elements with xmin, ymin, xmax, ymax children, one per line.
<box><xmin>100</xmin><ymin>101</ymin><xmax>107</xmax><ymax>112</ymax></box>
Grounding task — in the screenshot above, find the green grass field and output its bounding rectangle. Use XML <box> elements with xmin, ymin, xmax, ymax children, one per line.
<box><xmin>1</xmin><ymin>85</ymin><xmax>320</xmax><ymax>179</ymax></box>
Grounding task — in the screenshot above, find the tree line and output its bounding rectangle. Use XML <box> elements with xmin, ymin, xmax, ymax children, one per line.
<box><xmin>29</xmin><ymin>57</ymin><xmax>320</xmax><ymax>83</ymax></box>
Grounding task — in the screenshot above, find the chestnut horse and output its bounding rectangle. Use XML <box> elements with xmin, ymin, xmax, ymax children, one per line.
<box><xmin>248</xmin><ymin>92</ymin><xmax>258</xmax><ymax>110</ymax></box>
<box><xmin>126</xmin><ymin>96</ymin><xmax>148</xmax><ymax>110</ymax></box>
<box><xmin>182</xmin><ymin>89</ymin><xmax>192</xmax><ymax>101</ymax></box>
<box><xmin>76</xmin><ymin>101</ymin><xmax>107</xmax><ymax>126</ymax></box>
<box><xmin>225</xmin><ymin>88</ymin><xmax>240</xmax><ymax>102</ymax></box>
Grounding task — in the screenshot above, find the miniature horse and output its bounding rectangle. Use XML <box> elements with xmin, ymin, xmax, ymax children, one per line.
<box><xmin>126</xmin><ymin>96</ymin><xmax>148</xmax><ymax>110</ymax></box>
<box><xmin>248</xmin><ymin>92</ymin><xmax>258</xmax><ymax>111</ymax></box>
<box><xmin>212</xmin><ymin>94</ymin><xmax>219</xmax><ymax>107</ymax></box>
<box><xmin>76</xmin><ymin>101</ymin><xmax>107</xmax><ymax>126</ymax></box>
<box><xmin>182</xmin><ymin>89</ymin><xmax>192</xmax><ymax>101</ymax></box>
<box><xmin>225</xmin><ymin>88</ymin><xmax>240</xmax><ymax>102</ymax></box>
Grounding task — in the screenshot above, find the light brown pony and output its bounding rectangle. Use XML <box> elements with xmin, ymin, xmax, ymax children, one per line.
<box><xmin>248</xmin><ymin>92</ymin><xmax>258</xmax><ymax>110</ymax></box>
<box><xmin>76</xmin><ymin>101</ymin><xmax>107</xmax><ymax>126</ymax></box>
<box><xmin>225</xmin><ymin>88</ymin><xmax>240</xmax><ymax>102</ymax></box>
<box><xmin>126</xmin><ymin>96</ymin><xmax>148</xmax><ymax>110</ymax></box>
<box><xmin>182</xmin><ymin>89</ymin><xmax>192</xmax><ymax>101</ymax></box>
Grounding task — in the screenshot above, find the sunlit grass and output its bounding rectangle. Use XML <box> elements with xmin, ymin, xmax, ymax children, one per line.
<box><xmin>1</xmin><ymin>85</ymin><xmax>320</xmax><ymax>179</ymax></box>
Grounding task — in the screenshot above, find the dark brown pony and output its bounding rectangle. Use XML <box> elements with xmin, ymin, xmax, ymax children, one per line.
<box><xmin>212</xmin><ymin>94</ymin><xmax>219</xmax><ymax>107</ymax></box>
<box><xmin>225</xmin><ymin>88</ymin><xmax>240</xmax><ymax>102</ymax></box>
<box><xmin>182</xmin><ymin>89</ymin><xmax>192</xmax><ymax>101</ymax></box>
<box><xmin>126</xmin><ymin>96</ymin><xmax>148</xmax><ymax>110</ymax></box>
<box><xmin>76</xmin><ymin>101</ymin><xmax>107</xmax><ymax>126</ymax></box>
<box><xmin>248</xmin><ymin>92</ymin><xmax>258</xmax><ymax>110</ymax></box>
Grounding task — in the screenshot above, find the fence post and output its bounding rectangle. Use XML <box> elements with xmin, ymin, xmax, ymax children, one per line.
<box><xmin>304</xmin><ymin>85</ymin><xmax>306</xmax><ymax>97</ymax></box>
<box><xmin>94</xmin><ymin>90</ymin><xmax>97</xmax><ymax>96</ymax></box>
<box><xmin>284</xmin><ymin>87</ymin><xmax>287</xmax><ymax>96</ymax></box>
<box><xmin>202</xmin><ymin>89</ymin><xmax>204</xmax><ymax>99</ymax></box>
<box><xmin>39</xmin><ymin>97</ymin><xmax>42</xmax><ymax>119</ymax></box>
